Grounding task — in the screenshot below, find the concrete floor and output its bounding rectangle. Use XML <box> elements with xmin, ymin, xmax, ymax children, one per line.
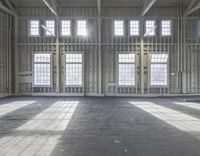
<box><xmin>0</xmin><ymin>97</ymin><xmax>200</xmax><ymax>156</ymax></box>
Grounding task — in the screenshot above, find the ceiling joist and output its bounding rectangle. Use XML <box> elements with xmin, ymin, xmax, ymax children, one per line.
<box><xmin>141</xmin><ymin>0</ymin><xmax>157</xmax><ymax>16</ymax></box>
<box><xmin>42</xmin><ymin>0</ymin><xmax>58</xmax><ymax>16</ymax></box>
<box><xmin>185</xmin><ymin>0</ymin><xmax>200</xmax><ymax>16</ymax></box>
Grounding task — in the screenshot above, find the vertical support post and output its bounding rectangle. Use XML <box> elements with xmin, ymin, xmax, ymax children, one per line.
<box><xmin>141</xmin><ymin>38</ymin><xmax>144</xmax><ymax>94</ymax></box>
<box><xmin>97</xmin><ymin>0</ymin><xmax>102</xmax><ymax>94</ymax></box>
<box><xmin>14</xmin><ymin>14</ymin><xmax>19</xmax><ymax>94</ymax></box>
<box><xmin>56</xmin><ymin>18</ymin><xmax>60</xmax><ymax>93</ymax></box>
<box><xmin>182</xmin><ymin>15</ymin><xmax>187</xmax><ymax>94</ymax></box>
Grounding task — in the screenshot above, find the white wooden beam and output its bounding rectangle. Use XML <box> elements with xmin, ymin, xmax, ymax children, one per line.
<box><xmin>4</xmin><ymin>0</ymin><xmax>15</xmax><ymax>12</ymax></box>
<box><xmin>141</xmin><ymin>0</ymin><xmax>157</xmax><ymax>16</ymax></box>
<box><xmin>185</xmin><ymin>0</ymin><xmax>200</xmax><ymax>16</ymax></box>
<box><xmin>0</xmin><ymin>2</ymin><xmax>15</xmax><ymax>15</ymax></box>
<box><xmin>42</xmin><ymin>0</ymin><xmax>58</xmax><ymax>16</ymax></box>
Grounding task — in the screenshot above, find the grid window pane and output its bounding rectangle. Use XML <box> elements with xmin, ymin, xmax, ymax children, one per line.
<box><xmin>66</xmin><ymin>54</ymin><xmax>83</xmax><ymax>85</ymax></box>
<box><xmin>61</xmin><ymin>20</ymin><xmax>71</xmax><ymax>36</ymax></box>
<box><xmin>33</xmin><ymin>54</ymin><xmax>51</xmax><ymax>86</ymax></box>
<box><xmin>119</xmin><ymin>54</ymin><xmax>135</xmax><ymax>63</ymax></box>
<box><xmin>45</xmin><ymin>20</ymin><xmax>55</xmax><ymax>36</ymax></box>
<box><xmin>66</xmin><ymin>64</ymin><xmax>82</xmax><ymax>85</ymax></box>
<box><xmin>66</xmin><ymin>54</ymin><xmax>82</xmax><ymax>63</ymax></box>
<box><xmin>118</xmin><ymin>54</ymin><xmax>135</xmax><ymax>86</ymax></box>
<box><xmin>151</xmin><ymin>64</ymin><xmax>167</xmax><ymax>86</ymax></box>
<box><xmin>119</xmin><ymin>64</ymin><xmax>135</xmax><ymax>86</ymax></box>
<box><xmin>30</xmin><ymin>20</ymin><xmax>39</xmax><ymax>36</ymax></box>
<box><xmin>150</xmin><ymin>54</ymin><xmax>168</xmax><ymax>63</ymax></box>
<box><xmin>130</xmin><ymin>20</ymin><xmax>139</xmax><ymax>36</ymax></box>
<box><xmin>114</xmin><ymin>20</ymin><xmax>124</xmax><ymax>36</ymax></box>
<box><xmin>77</xmin><ymin>20</ymin><xmax>87</xmax><ymax>36</ymax></box>
<box><xmin>161</xmin><ymin>20</ymin><xmax>171</xmax><ymax>36</ymax></box>
<box><xmin>145</xmin><ymin>20</ymin><xmax>155</xmax><ymax>36</ymax></box>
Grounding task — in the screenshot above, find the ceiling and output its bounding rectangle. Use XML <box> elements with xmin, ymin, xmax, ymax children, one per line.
<box><xmin>10</xmin><ymin>0</ymin><xmax>191</xmax><ymax>6</ymax></box>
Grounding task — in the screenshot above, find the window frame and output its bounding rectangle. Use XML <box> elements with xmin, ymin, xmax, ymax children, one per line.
<box><xmin>44</xmin><ymin>19</ymin><xmax>56</xmax><ymax>37</ymax></box>
<box><xmin>149</xmin><ymin>53</ymin><xmax>169</xmax><ymax>87</ymax></box>
<box><xmin>28</xmin><ymin>19</ymin><xmax>40</xmax><ymax>37</ymax></box>
<box><xmin>117</xmin><ymin>52</ymin><xmax>136</xmax><ymax>87</ymax></box>
<box><xmin>64</xmin><ymin>52</ymin><xmax>84</xmax><ymax>87</ymax></box>
<box><xmin>60</xmin><ymin>20</ymin><xmax>71</xmax><ymax>37</ymax></box>
<box><xmin>76</xmin><ymin>20</ymin><xmax>88</xmax><ymax>37</ymax></box>
<box><xmin>160</xmin><ymin>19</ymin><xmax>172</xmax><ymax>37</ymax></box>
<box><xmin>113</xmin><ymin>20</ymin><xmax>125</xmax><ymax>36</ymax></box>
<box><xmin>129</xmin><ymin>20</ymin><xmax>140</xmax><ymax>36</ymax></box>
<box><xmin>145</xmin><ymin>19</ymin><xmax>156</xmax><ymax>37</ymax></box>
<box><xmin>32</xmin><ymin>52</ymin><xmax>52</xmax><ymax>87</ymax></box>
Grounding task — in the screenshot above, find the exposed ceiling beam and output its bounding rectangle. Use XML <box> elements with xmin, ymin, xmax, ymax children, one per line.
<box><xmin>4</xmin><ymin>0</ymin><xmax>15</xmax><ymax>12</ymax></box>
<box><xmin>141</xmin><ymin>0</ymin><xmax>157</xmax><ymax>16</ymax></box>
<box><xmin>42</xmin><ymin>0</ymin><xmax>58</xmax><ymax>16</ymax></box>
<box><xmin>0</xmin><ymin>2</ymin><xmax>15</xmax><ymax>15</ymax></box>
<box><xmin>185</xmin><ymin>0</ymin><xmax>200</xmax><ymax>16</ymax></box>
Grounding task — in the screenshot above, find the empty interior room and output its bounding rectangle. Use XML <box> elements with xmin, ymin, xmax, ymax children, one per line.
<box><xmin>1</xmin><ymin>0</ymin><xmax>200</xmax><ymax>155</ymax></box>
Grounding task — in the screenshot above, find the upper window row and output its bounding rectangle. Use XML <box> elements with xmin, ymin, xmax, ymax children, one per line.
<box><xmin>29</xmin><ymin>20</ymin><xmax>87</xmax><ymax>37</ymax></box>
<box><xmin>114</xmin><ymin>20</ymin><xmax>172</xmax><ymax>37</ymax></box>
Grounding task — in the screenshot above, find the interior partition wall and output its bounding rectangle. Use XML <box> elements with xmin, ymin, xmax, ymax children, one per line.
<box><xmin>10</xmin><ymin>5</ymin><xmax>200</xmax><ymax>96</ymax></box>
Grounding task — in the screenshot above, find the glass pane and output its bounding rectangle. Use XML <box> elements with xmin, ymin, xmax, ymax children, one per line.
<box><xmin>66</xmin><ymin>64</ymin><xmax>82</xmax><ymax>85</ymax></box>
<box><xmin>119</xmin><ymin>64</ymin><xmax>135</xmax><ymax>86</ymax></box>
<box><xmin>151</xmin><ymin>64</ymin><xmax>167</xmax><ymax>86</ymax></box>
<box><xmin>119</xmin><ymin>54</ymin><xmax>135</xmax><ymax>63</ymax></box>
<box><xmin>34</xmin><ymin>64</ymin><xmax>50</xmax><ymax>86</ymax></box>
<box><xmin>130</xmin><ymin>20</ymin><xmax>139</xmax><ymax>36</ymax></box>
<box><xmin>77</xmin><ymin>20</ymin><xmax>87</xmax><ymax>36</ymax></box>
<box><xmin>114</xmin><ymin>20</ymin><xmax>124</xmax><ymax>36</ymax></box>
<box><xmin>150</xmin><ymin>54</ymin><xmax>168</xmax><ymax>63</ymax></box>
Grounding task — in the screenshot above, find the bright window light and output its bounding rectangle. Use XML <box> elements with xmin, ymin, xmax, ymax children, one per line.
<box><xmin>118</xmin><ymin>54</ymin><xmax>135</xmax><ymax>86</ymax></box>
<box><xmin>61</xmin><ymin>20</ymin><xmax>71</xmax><ymax>36</ymax></box>
<box><xmin>130</xmin><ymin>20</ymin><xmax>139</xmax><ymax>36</ymax></box>
<box><xmin>150</xmin><ymin>54</ymin><xmax>168</xmax><ymax>86</ymax></box>
<box><xmin>145</xmin><ymin>20</ymin><xmax>155</xmax><ymax>36</ymax></box>
<box><xmin>77</xmin><ymin>20</ymin><xmax>87</xmax><ymax>36</ymax></box>
<box><xmin>33</xmin><ymin>53</ymin><xmax>51</xmax><ymax>86</ymax></box>
<box><xmin>114</xmin><ymin>20</ymin><xmax>124</xmax><ymax>36</ymax></box>
<box><xmin>161</xmin><ymin>20</ymin><xmax>171</xmax><ymax>36</ymax></box>
<box><xmin>45</xmin><ymin>20</ymin><xmax>55</xmax><ymax>36</ymax></box>
<box><xmin>66</xmin><ymin>54</ymin><xmax>83</xmax><ymax>85</ymax></box>
<box><xmin>29</xmin><ymin>20</ymin><xmax>40</xmax><ymax>36</ymax></box>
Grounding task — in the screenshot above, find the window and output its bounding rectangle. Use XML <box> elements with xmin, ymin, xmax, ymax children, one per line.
<box><xmin>150</xmin><ymin>54</ymin><xmax>168</xmax><ymax>86</ymax></box>
<box><xmin>145</xmin><ymin>20</ymin><xmax>156</xmax><ymax>36</ymax></box>
<box><xmin>29</xmin><ymin>20</ymin><xmax>40</xmax><ymax>36</ymax></box>
<box><xmin>130</xmin><ymin>20</ymin><xmax>139</xmax><ymax>36</ymax></box>
<box><xmin>61</xmin><ymin>20</ymin><xmax>71</xmax><ymax>36</ymax></box>
<box><xmin>114</xmin><ymin>20</ymin><xmax>124</xmax><ymax>36</ymax></box>
<box><xmin>33</xmin><ymin>53</ymin><xmax>51</xmax><ymax>86</ymax></box>
<box><xmin>45</xmin><ymin>20</ymin><xmax>55</xmax><ymax>36</ymax></box>
<box><xmin>66</xmin><ymin>54</ymin><xmax>83</xmax><ymax>85</ymax></box>
<box><xmin>77</xmin><ymin>20</ymin><xmax>87</xmax><ymax>36</ymax></box>
<box><xmin>161</xmin><ymin>20</ymin><xmax>171</xmax><ymax>36</ymax></box>
<box><xmin>118</xmin><ymin>54</ymin><xmax>135</xmax><ymax>86</ymax></box>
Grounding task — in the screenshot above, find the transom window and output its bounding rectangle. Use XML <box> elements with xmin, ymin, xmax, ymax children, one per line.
<box><xmin>29</xmin><ymin>20</ymin><xmax>40</xmax><ymax>36</ymax></box>
<box><xmin>161</xmin><ymin>20</ymin><xmax>171</xmax><ymax>36</ymax></box>
<box><xmin>33</xmin><ymin>53</ymin><xmax>51</xmax><ymax>86</ymax></box>
<box><xmin>150</xmin><ymin>54</ymin><xmax>168</xmax><ymax>86</ymax></box>
<box><xmin>77</xmin><ymin>20</ymin><xmax>87</xmax><ymax>36</ymax></box>
<box><xmin>114</xmin><ymin>20</ymin><xmax>124</xmax><ymax>36</ymax></box>
<box><xmin>118</xmin><ymin>54</ymin><xmax>135</xmax><ymax>86</ymax></box>
<box><xmin>61</xmin><ymin>20</ymin><xmax>71</xmax><ymax>36</ymax></box>
<box><xmin>66</xmin><ymin>54</ymin><xmax>83</xmax><ymax>86</ymax></box>
<box><xmin>130</xmin><ymin>20</ymin><xmax>139</xmax><ymax>36</ymax></box>
<box><xmin>145</xmin><ymin>20</ymin><xmax>156</xmax><ymax>36</ymax></box>
<box><xmin>45</xmin><ymin>20</ymin><xmax>55</xmax><ymax>36</ymax></box>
